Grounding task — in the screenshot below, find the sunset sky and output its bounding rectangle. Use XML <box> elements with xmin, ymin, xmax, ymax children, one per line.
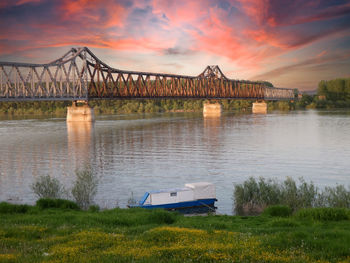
<box><xmin>0</xmin><ymin>0</ymin><xmax>350</xmax><ymax>91</ymax></box>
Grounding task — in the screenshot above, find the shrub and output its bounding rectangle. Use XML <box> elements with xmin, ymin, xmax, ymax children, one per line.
<box><xmin>233</xmin><ymin>177</ymin><xmax>349</xmax><ymax>215</ymax></box>
<box><xmin>147</xmin><ymin>209</ymin><xmax>177</xmax><ymax>224</ymax></box>
<box><xmin>88</xmin><ymin>205</ymin><xmax>100</xmax><ymax>212</ymax></box>
<box><xmin>31</xmin><ymin>175</ymin><xmax>65</xmax><ymax>199</ymax></box>
<box><xmin>36</xmin><ymin>198</ymin><xmax>79</xmax><ymax>210</ymax></box>
<box><xmin>295</xmin><ymin>208</ymin><xmax>349</xmax><ymax>221</ymax></box>
<box><xmin>233</xmin><ymin>177</ymin><xmax>282</xmax><ymax>215</ymax></box>
<box><xmin>279</xmin><ymin>177</ymin><xmax>318</xmax><ymax>211</ymax></box>
<box><xmin>318</xmin><ymin>185</ymin><xmax>350</xmax><ymax>208</ymax></box>
<box><xmin>0</xmin><ymin>202</ymin><xmax>30</xmax><ymax>214</ymax></box>
<box><xmin>263</xmin><ymin>205</ymin><xmax>292</xmax><ymax>217</ymax></box>
<box><xmin>295</xmin><ymin>178</ymin><xmax>318</xmax><ymax>208</ymax></box>
<box><xmin>71</xmin><ymin>168</ymin><xmax>98</xmax><ymax>210</ymax></box>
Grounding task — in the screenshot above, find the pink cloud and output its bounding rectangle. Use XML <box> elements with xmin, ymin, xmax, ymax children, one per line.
<box><xmin>1</xmin><ymin>0</ymin><xmax>349</xmax><ymax>91</ymax></box>
<box><xmin>61</xmin><ymin>0</ymin><xmax>128</xmax><ymax>28</ymax></box>
<box><xmin>5</xmin><ymin>36</ymin><xmax>174</xmax><ymax>55</ymax></box>
<box><xmin>16</xmin><ymin>0</ymin><xmax>42</xmax><ymax>5</ymax></box>
<box><xmin>152</xmin><ymin>0</ymin><xmax>211</xmax><ymax>26</ymax></box>
<box><xmin>293</xmin><ymin>2</ymin><xmax>350</xmax><ymax>25</ymax></box>
<box><xmin>233</xmin><ymin>0</ymin><xmax>268</xmax><ymax>25</ymax></box>
<box><xmin>149</xmin><ymin>1</ymin><xmax>310</xmax><ymax>68</ymax></box>
<box><xmin>252</xmin><ymin>52</ymin><xmax>350</xmax><ymax>80</ymax></box>
<box><xmin>234</xmin><ymin>0</ymin><xmax>350</xmax><ymax>27</ymax></box>
<box><xmin>316</xmin><ymin>50</ymin><xmax>327</xmax><ymax>58</ymax></box>
<box><xmin>183</xmin><ymin>6</ymin><xmax>282</xmax><ymax>69</ymax></box>
<box><xmin>0</xmin><ymin>0</ymin><xmax>42</xmax><ymax>7</ymax></box>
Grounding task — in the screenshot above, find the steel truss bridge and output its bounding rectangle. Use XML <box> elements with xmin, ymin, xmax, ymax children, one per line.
<box><xmin>0</xmin><ymin>47</ymin><xmax>294</xmax><ymax>102</ymax></box>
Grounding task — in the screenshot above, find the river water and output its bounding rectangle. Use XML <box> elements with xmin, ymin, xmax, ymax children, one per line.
<box><xmin>1</xmin><ymin>110</ymin><xmax>350</xmax><ymax>214</ymax></box>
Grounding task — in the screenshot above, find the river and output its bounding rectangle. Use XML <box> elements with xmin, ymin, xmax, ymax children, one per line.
<box><xmin>1</xmin><ymin>110</ymin><xmax>350</xmax><ymax>214</ymax></box>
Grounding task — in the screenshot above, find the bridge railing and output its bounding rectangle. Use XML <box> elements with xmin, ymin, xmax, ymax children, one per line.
<box><xmin>264</xmin><ymin>87</ymin><xmax>295</xmax><ymax>100</ymax></box>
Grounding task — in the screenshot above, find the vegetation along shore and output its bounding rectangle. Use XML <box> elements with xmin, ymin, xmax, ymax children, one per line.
<box><xmin>0</xmin><ymin>99</ymin><xmax>291</xmax><ymax>117</ymax></box>
<box><xmin>1</xmin><ymin>174</ymin><xmax>350</xmax><ymax>263</ymax></box>
<box><xmin>1</xmin><ymin>202</ymin><xmax>349</xmax><ymax>262</ymax></box>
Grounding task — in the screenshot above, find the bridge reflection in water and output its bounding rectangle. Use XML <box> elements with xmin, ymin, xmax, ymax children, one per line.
<box><xmin>67</xmin><ymin>121</ymin><xmax>94</xmax><ymax>167</ymax></box>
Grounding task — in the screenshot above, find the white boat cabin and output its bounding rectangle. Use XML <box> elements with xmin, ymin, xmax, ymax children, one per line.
<box><xmin>141</xmin><ymin>182</ymin><xmax>216</xmax><ymax>206</ymax></box>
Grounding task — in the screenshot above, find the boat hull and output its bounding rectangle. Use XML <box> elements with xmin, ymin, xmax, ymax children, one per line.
<box><xmin>129</xmin><ymin>198</ymin><xmax>217</xmax><ymax>213</ymax></box>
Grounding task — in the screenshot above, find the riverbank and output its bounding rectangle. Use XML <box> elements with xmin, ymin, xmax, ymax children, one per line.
<box><xmin>0</xmin><ymin>99</ymin><xmax>296</xmax><ymax>117</ymax></box>
<box><xmin>1</xmin><ymin>204</ymin><xmax>349</xmax><ymax>263</ymax></box>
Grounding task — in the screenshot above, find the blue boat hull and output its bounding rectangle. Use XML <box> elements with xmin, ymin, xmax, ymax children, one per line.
<box><xmin>129</xmin><ymin>198</ymin><xmax>217</xmax><ymax>213</ymax></box>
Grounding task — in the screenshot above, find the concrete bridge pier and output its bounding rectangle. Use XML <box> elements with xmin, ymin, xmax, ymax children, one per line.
<box><xmin>252</xmin><ymin>101</ymin><xmax>267</xmax><ymax>114</ymax></box>
<box><xmin>203</xmin><ymin>102</ymin><xmax>222</xmax><ymax>117</ymax></box>
<box><xmin>66</xmin><ymin>101</ymin><xmax>95</xmax><ymax>122</ymax></box>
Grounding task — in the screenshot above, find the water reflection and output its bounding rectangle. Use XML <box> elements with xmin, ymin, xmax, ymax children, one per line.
<box><xmin>203</xmin><ymin>116</ymin><xmax>223</xmax><ymax>161</ymax></box>
<box><xmin>67</xmin><ymin>121</ymin><xmax>95</xmax><ymax>167</ymax></box>
<box><xmin>1</xmin><ymin>110</ymin><xmax>350</xmax><ymax>214</ymax></box>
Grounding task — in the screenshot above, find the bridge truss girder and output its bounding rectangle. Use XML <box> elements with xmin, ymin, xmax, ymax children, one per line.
<box><xmin>0</xmin><ymin>47</ymin><xmax>294</xmax><ymax>102</ymax></box>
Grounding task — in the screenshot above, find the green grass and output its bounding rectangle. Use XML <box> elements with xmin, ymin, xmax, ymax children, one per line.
<box><xmin>1</xmin><ymin>204</ymin><xmax>350</xmax><ymax>262</ymax></box>
<box><xmin>262</xmin><ymin>205</ymin><xmax>292</xmax><ymax>217</ymax></box>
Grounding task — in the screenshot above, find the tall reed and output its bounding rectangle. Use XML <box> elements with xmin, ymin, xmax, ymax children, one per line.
<box><xmin>234</xmin><ymin>177</ymin><xmax>350</xmax><ymax>215</ymax></box>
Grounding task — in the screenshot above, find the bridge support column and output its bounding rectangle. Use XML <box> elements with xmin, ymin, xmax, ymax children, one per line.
<box><xmin>66</xmin><ymin>101</ymin><xmax>95</xmax><ymax>122</ymax></box>
<box><xmin>203</xmin><ymin>102</ymin><xmax>222</xmax><ymax>117</ymax></box>
<box><xmin>252</xmin><ymin>101</ymin><xmax>267</xmax><ymax>114</ymax></box>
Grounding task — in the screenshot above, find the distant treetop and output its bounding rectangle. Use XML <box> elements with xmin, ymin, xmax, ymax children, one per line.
<box><xmin>256</xmin><ymin>81</ymin><xmax>274</xmax><ymax>87</ymax></box>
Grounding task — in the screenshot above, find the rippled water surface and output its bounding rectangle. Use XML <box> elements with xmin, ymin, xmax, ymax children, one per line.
<box><xmin>1</xmin><ymin>110</ymin><xmax>350</xmax><ymax>214</ymax></box>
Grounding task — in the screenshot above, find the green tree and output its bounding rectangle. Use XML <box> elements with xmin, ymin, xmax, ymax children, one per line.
<box><xmin>318</xmin><ymin>80</ymin><xmax>328</xmax><ymax>97</ymax></box>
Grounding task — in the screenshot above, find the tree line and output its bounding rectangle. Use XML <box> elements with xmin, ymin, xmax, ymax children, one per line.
<box><xmin>300</xmin><ymin>77</ymin><xmax>350</xmax><ymax>109</ymax></box>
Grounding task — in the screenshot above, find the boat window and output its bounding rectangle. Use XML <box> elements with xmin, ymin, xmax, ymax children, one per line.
<box><xmin>170</xmin><ymin>192</ymin><xmax>177</xmax><ymax>197</ymax></box>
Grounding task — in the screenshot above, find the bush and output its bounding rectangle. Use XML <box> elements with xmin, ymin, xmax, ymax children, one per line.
<box><xmin>233</xmin><ymin>177</ymin><xmax>350</xmax><ymax>215</ymax></box>
<box><xmin>88</xmin><ymin>205</ymin><xmax>100</xmax><ymax>212</ymax></box>
<box><xmin>36</xmin><ymin>198</ymin><xmax>79</xmax><ymax>210</ymax></box>
<box><xmin>31</xmin><ymin>175</ymin><xmax>65</xmax><ymax>199</ymax></box>
<box><xmin>147</xmin><ymin>209</ymin><xmax>177</xmax><ymax>224</ymax></box>
<box><xmin>295</xmin><ymin>208</ymin><xmax>349</xmax><ymax>221</ymax></box>
<box><xmin>263</xmin><ymin>205</ymin><xmax>292</xmax><ymax>217</ymax></box>
<box><xmin>318</xmin><ymin>185</ymin><xmax>350</xmax><ymax>208</ymax></box>
<box><xmin>71</xmin><ymin>168</ymin><xmax>98</xmax><ymax>210</ymax></box>
<box><xmin>0</xmin><ymin>202</ymin><xmax>30</xmax><ymax>214</ymax></box>
<box><xmin>233</xmin><ymin>177</ymin><xmax>282</xmax><ymax>215</ymax></box>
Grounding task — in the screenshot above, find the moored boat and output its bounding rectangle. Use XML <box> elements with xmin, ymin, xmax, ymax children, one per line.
<box><xmin>128</xmin><ymin>182</ymin><xmax>217</xmax><ymax>213</ymax></box>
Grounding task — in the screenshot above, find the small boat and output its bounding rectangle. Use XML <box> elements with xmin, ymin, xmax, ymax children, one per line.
<box><xmin>128</xmin><ymin>182</ymin><xmax>217</xmax><ymax>213</ymax></box>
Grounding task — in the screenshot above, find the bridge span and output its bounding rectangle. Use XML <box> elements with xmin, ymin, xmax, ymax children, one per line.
<box><xmin>0</xmin><ymin>47</ymin><xmax>295</xmax><ymax>119</ymax></box>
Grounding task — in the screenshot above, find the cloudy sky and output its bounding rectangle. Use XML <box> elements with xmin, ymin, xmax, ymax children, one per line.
<box><xmin>1</xmin><ymin>0</ymin><xmax>350</xmax><ymax>90</ymax></box>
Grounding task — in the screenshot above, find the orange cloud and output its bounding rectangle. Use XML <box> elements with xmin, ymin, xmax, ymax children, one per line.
<box><xmin>316</xmin><ymin>50</ymin><xmax>327</xmax><ymax>58</ymax></box>
<box><xmin>233</xmin><ymin>0</ymin><xmax>268</xmax><ymax>25</ymax></box>
<box><xmin>187</xmin><ymin>7</ymin><xmax>274</xmax><ymax>69</ymax></box>
<box><xmin>245</xmin><ymin>29</ymin><xmax>288</xmax><ymax>49</ymax></box>
<box><xmin>1</xmin><ymin>0</ymin><xmax>349</xmax><ymax>91</ymax></box>
<box><xmin>20</xmin><ymin>35</ymin><xmax>174</xmax><ymax>54</ymax></box>
<box><xmin>61</xmin><ymin>0</ymin><xmax>127</xmax><ymax>28</ymax></box>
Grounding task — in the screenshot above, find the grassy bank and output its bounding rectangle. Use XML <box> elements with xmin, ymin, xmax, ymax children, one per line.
<box><xmin>0</xmin><ymin>203</ymin><xmax>349</xmax><ymax>263</ymax></box>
